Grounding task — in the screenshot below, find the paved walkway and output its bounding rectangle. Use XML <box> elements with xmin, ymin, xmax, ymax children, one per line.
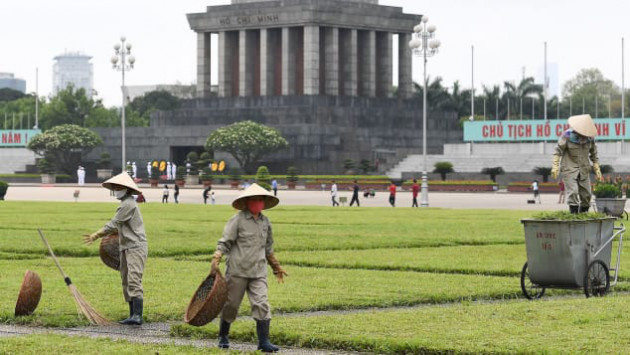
<box><xmin>4</xmin><ymin>183</ymin><xmax>566</xmax><ymax>210</ymax></box>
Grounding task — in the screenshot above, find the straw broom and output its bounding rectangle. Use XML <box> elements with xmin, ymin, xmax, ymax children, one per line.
<box><xmin>38</xmin><ymin>229</ymin><xmax>111</xmax><ymax>325</ymax></box>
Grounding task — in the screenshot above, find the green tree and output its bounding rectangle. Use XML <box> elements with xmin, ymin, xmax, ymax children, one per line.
<box><xmin>0</xmin><ymin>88</ymin><xmax>25</xmax><ymax>102</ymax></box>
<box><xmin>40</xmin><ymin>85</ymin><xmax>119</xmax><ymax>129</ymax></box>
<box><xmin>433</xmin><ymin>162</ymin><xmax>455</xmax><ymax>181</ymax></box>
<box><xmin>205</xmin><ymin>121</ymin><xmax>289</xmax><ymax>173</ymax></box>
<box><xmin>27</xmin><ymin>124</ymin><xmax>102</xmax><ymax>175</ymax></box>
<box><xmin>563</xmin><ymin>68</ymin><xmax>620</xmax><ymax>118</ymax></box>
<box><xmin>126</xmin><ymin>90</ymin><xmax>181</xmax><ymax>127</ymax></box>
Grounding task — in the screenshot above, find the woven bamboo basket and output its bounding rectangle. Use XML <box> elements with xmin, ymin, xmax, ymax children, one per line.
<box><xmin>99</xmin><ymin>234</ymin><xmax>120</xmax><ymax>271</ymax></box>
<box><xmin>184</xmin><ymin>269</ymin><xmax>228</xmax><ymax>326</ymax></box>
<box><xmin>15</xmin><ymin>270</ymin><xmax>42</xmax><ymax>316</ymax></box>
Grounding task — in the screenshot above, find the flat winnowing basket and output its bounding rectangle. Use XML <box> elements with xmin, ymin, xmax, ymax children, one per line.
<box><xmin>184</xmin><ymin>269</ymin><xmax>228</xmax><ymax>326</ymax></box>
<box><xmin>15</xmin><ymin>270</ymin><xmax>42</xmax><ymax>316</ymax></box>
<box><xmin>99</xmin><ymin>234</ymin><xmax>120</xmax><ymax>271</ymax></box>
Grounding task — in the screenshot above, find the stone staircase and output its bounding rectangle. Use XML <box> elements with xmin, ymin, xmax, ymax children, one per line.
<box><xmin>0</xmin><ymin>148</ymin><xmax>37</xmax><ymax>174</ymax></box>
<box><xmin>387</xmin><ymin>142</ymin><xmax>630</xmax><ymax>179</ymax></box>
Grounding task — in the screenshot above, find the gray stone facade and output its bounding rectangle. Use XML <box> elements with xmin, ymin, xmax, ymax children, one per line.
<box><xmin>88</xmin><ymin>96</ymin><xmax>461</xmax><ymax>174</ymax></box>
<box><xmin>85</xmin><ymin>1</ymin><xmax>459</xmax><ymax>175</ymax></box>
<box><xmin>187</xmin><ymin>0</ymin><xmax>420</xmax><ymax>99</ymax></box>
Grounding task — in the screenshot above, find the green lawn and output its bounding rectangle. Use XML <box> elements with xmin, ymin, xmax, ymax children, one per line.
<box><xmin>174</xmin><ymin>295</ymin><xmax>630</xmax><ymax>354</ymax></box>
<box><xmin>1</xmin><ymin>201</ymin><xmax>628</xmax><ymax>353</ymax></box>
<box><xmin>0</xmin><ymin>334</ymin><xmax>245</xmax><ymax>354</ymax></box>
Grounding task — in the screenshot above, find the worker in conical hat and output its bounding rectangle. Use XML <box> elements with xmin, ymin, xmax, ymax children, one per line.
<box><xmin>551</xmin><ymin>114</ymin><xmax>602</xmax><ymax>213</ymax></box>
<box><xmin>83</xmin><ymin>172</ymin><xmax>148</xmax><ymax>325</ymax></box>
<box><xmin>211</xmin><ymin>183</ymin><xmax>287</xmax><ymax>352</ymax></box>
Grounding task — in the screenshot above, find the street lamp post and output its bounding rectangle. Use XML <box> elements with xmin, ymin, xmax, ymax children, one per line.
<box><xmin>111</xmin><ymin>37</ymin><xmax>135</xmax><ymax>172</ymax></box>
<box><xmin>409</xmin><ymin>16</ymin><xmax>441</xmax><ymax>208</ymax></box>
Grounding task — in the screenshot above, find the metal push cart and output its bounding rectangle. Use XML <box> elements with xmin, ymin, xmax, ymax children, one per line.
<box><xmin>520</xmin><ymin>217</ymin><xmax>625</xmax><ymax>299</ymax></box>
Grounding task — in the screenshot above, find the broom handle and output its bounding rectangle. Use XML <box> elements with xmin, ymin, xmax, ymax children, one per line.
<box><xmin>37</xmin><ymin>229</ymin><xmax>71</xmax><ymax>283</ymax></box>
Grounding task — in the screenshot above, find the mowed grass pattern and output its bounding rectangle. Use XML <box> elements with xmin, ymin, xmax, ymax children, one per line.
<box><xmin>1</xmin><ymin>201</ymin><xmax>629</xmax><ymax>353</ymax></box>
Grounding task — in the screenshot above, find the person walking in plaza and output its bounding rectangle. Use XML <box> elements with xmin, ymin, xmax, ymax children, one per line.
<box><xmin>349</xmin><ymin>180</ymin><xmax>360</xmax><ymax>207</ymax></box>
<box><xmin>173</xmin><ymin>183</ymin><xmax>179</xmax><ymax>204</ymax></box>
<box><xmin>162</xmin><ymin>184</ymin><xmax>169</xmax><ymax>204</ymax></box>
<box><xmin>557</xmin><ymin>180</ymin><xmax>565</xmax><ymax>204</ymax></box>
<box><xmin>211</xmin><ymin>183</ymin><xmax>288</xmax><ymax>352</ymax></box>
<box><xmin>411</xmin><ymin>179</ymin><xmax>419</xmax><ymax>207</ymax></box>
<box><xmin>551</xmin><ymin>114</ymin><xmax>602</xmax><ymax>213</ymax></box>
<box><xmin>331</xmin><ymin>181</ymin><xmax>339</xmax><ymax>206</ymax></box>
<box><xmin>271</xmin><ymin>179</ymin><xmax>278</xmax><ymax>196</ymax></box>
<box><xmin>531</xmin><ymin>179</ymin><xmax>541</xmax><ymax>204</ymax></box>
<box><xmin>83</xmin><ymin>172</ymin><xmax>148</xmax><ymax>325</ymax></box>
<box><xmin>203</xmin><ymin>186</ymin><xmax>211</xmax><ymax>204</ymax></box>
<box><xmin>211</xmin><ymin>191</ymin><xmax>216</xmax><ymax>205</ymax></box>
<box><xmin>388</xmin><ymin>182</ymin><xmax>397</xmax><ymax>207</ymax></box>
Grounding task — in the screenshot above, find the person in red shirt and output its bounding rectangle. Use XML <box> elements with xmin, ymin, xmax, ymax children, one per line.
<box><xmin>388</xmin><ymin>182</ymin><xmax>397</xmax><ymax>207</ymax></box>
<box><xmin>411</xmin><ymin>179</ymin><xmax>419</xmax><ymax>207</ymax></box>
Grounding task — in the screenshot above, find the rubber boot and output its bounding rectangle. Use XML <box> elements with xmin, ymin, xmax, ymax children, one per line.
<box><xmin>569</xmin><ymin>205</ymin><xmax>579</xmax><ymax>214</ymax></box>
<box><xmin>579</xmin><ymin>206</ymin><xmax>590</xmax><ymax>213</ymax></box>
<box><xmin>218</xmin><ymin>319</ymin><xmax>230</xmax><ymax>349</ymax></box>
<box><xmin>128</xmin><ymin>301</ymin><xmax>133</xmax><ymax>318</ymax></box>
<box><xmin>120</xmin><ymin>298</ymin><xmax>143</xmax><ymax>325</ymax></box>
<box><xmin>256</xmin><ymin>319</ymin><xmax>279</xmax><ymax>353</ymax></box>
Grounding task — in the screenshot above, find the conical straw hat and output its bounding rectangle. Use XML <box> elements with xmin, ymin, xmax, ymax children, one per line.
<box><xmin>568</xmin><ymin>114</ymin><xmax>597</xmax><ymax>137</ymax></box>
<box><xmin>102</xmin><ymin>172</ymin><xmax>142</xmax><ymax>195</ymax></box>
<box><xmin>232</xmin><ymin>183</ymin><xmax>279</xmax><ymax>210</ymax></box>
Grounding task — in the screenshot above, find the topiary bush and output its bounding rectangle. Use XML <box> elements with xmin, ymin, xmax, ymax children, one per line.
<box><xmin>256</xmin><ymin>166</ymin><xmax>271</xmax><ymax>191</ymax></box>
<box><xmin>433</xmin><ymin>162</ymin><xmax>455</xmax><ymax>181</ymax></box>
<box><xmin>0</xmin><ymin>181</ymin><xmax>8</xmax><ymax>200</ymax></box>
<box><xmin>481</xmin><ymin>167</ymin><xmax>505</xmax><ymax>183</ymax></box>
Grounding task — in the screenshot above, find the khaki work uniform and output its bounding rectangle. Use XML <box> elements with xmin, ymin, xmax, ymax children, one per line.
<box><xmin>216</xmin><ymin>210</ymin><xmax>274</xmax><ymax>322</ymax></box>
<box><xmin>554</xmin><ymin>130</ymin><xmax>599</xmax><ymax>209</ymax></box>
<box><xmin>103</xmin><ymin>195</ymin><xmax>148</xmax><ymax>301</ymax></box>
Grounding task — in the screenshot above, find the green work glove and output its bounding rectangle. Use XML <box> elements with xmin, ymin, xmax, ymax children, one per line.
<box><xmin>593</xmin><ymin>162</ymin><xmax>603</xmax><ymax>181</ymax></box>
<box><xmin>82</xmin><ymin>229</ymin><xmax>106</xmax><ymax>245</ymax></box>
<box><xmin>551</xmin><ymin>155</ymin><xmax>560</xmax><ymax>180</ymax></box>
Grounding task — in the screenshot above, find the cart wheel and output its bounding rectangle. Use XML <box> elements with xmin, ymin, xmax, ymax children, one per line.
<box><xmin>584</xmin><ymin>260</ymin><xmax>610</xmax><ymax>298</ymax></box>
<box><xmin>521</xmin><ymin>262</ymin><xmax>545</xmax><ymax>300</ymax></box>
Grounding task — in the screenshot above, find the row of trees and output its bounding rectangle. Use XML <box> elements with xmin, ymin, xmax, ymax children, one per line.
<box><xmin>415</xmin><ymin>68</ymin><xmax>629</xmax><ymax>122</ymax></box>
<box><xmin>0</xmin><ymin>85</ymin><xmax>181</xmax><ymax>130</ymax></box>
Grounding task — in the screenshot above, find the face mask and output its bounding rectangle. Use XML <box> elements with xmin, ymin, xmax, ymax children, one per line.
<box><xmin>247</xmin><ymin>199</ymin><xmax>265</xmax><ymax>215</ymax></box>
<box><xmin>114</xmin><ymin>189</ymin><xmax>128</xmax><ymax>199</ymax></box>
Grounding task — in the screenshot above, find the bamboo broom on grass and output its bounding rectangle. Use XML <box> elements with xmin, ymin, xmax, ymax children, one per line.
<box><xmin>38</xmin><ymin>229</ymin><xmax>111</xmax><ymax>326</ymax></box>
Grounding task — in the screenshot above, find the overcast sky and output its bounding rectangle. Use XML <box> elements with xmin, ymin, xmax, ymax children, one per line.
<box><xmin>1</xmin><ymin>0</ymin><xmax>629</xmax><ymax>106</ymax></box>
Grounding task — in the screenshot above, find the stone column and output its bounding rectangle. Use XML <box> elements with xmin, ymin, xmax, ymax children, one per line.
<box><xmin>398</xmin><ymin>32</ymin><xmax>413</xmax><ymax>99</ymax></box>
<box><xmin>196</xmin><ymin>32</ymin><xmax>211</xmax><ymax>98</ymax></box>
<box><xmin>324</xmin><ymin>27</ymin><xmax>339</xmax><ymax>96</ymax></box>
<box><xmin>260</xmin><ymin>29</ymin><xmax>273</xmax><ymax>96</ymax></box>
<box><xmin>376</xmin><ymin>32</ymin><xmax>393</xmax><ymax>97</ymax></box>
<box><xmin>239</xmin><ymin>30</ymin><xmax>254</xmax><ymax>97</ymax></box>
<box><xmin>218</xmin><ymin>31</ymin><xmax>233</xmax><ymax>97</ymax></box>
<box><xmin>360</xmin><ymin>30</ymin><xmax>376</xmax><ymax>97</ymax></box>
<box><xmin>340</xmin><ymin>29</ymin><xmax>358</xmax><ymax>96</ymax></box>
<box><xmin>303</xmin><ymin>25</ymin><xmax>320</xmax><ymax>95</ymax></box>
<box><xmin>282</xmin><ymin>27</ymin><xmax>296</xmax><ymax>95</ymax></box>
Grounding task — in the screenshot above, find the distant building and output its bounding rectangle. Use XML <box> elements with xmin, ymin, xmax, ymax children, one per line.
<box><xmin>53</xmin><ymin>52</ymin><xmax>93</xmax><ymax>98</ymax></box>
<box><xmin>0</xmin><ymin>72</ymin><xmax>26</xmax><ymax>93</ymax></box>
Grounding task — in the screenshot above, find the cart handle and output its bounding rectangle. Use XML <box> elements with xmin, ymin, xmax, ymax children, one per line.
<box><xmin>592</xmin><ymin>224</ymin><xmax>626</xmax><ymax>258</ymax></box>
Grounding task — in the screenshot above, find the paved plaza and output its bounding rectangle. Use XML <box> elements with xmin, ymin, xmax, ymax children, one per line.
<box><xmin>4</xmin><ymin>183</ymin><xmax>566</xmax><ymax>211</ymax></box>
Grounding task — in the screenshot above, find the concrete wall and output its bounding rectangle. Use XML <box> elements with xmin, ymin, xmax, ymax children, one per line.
<box><xmin>87</xmin><ymin>96</ymin><xmax>461</xmax><ymax>174</ymax></box>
